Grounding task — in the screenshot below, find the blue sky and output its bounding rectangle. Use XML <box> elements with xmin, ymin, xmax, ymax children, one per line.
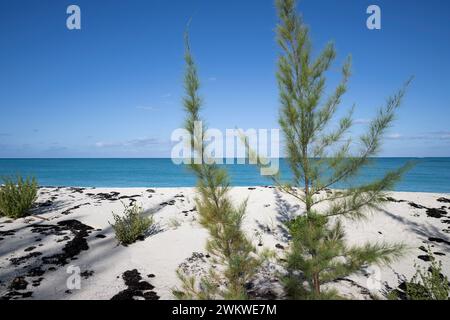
<box><xmin>0</xmin><ymin>0</ymin><xmax>449</xmax><ymax>158</ymax></box>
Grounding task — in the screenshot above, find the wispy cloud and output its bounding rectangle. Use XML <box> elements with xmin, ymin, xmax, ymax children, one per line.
<box><xmin>386</xmin><ymin>131</ymin><xmax>450</xmax><ymax>141</ymax></box>
<box><xmin>353</xmin><ymin>118</ymin><xmax>371</xmax><ymax>125</ymax></box>
<box><xmin>208</xmin><ymin>77</ymin><xmax>217</xmax><ymax>82</ymax></box>
<box><xmin>95</xmin><ymin>138</ymin><xmax>160</xmax><ymax>148</ymax></box>
<box><xmin>386</xmin><ymin>133</ymin><xmax>402</xmax><ymax>139</ymax></box>
<box><xmin>136</xmin><ymin>105</ymin><xmax>157</xmax><ymax>111</ymax></box>
<box><xmin>162</xmin><ymin>93</ymin><xmax>172</xmax><ymax>98</ymax></box>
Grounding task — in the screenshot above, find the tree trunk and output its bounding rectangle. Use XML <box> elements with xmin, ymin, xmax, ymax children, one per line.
<box><xmin>313</xmin><ymin>273</ymin><xmax>321</xmax><ymax>296</ymax></box>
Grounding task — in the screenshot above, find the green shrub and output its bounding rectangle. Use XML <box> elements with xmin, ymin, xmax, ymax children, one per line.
<box><xmin>388</xmin><ymin>247</ymin><xmax>449</xmax><ymax>300</ymax></box>
<box><xmin>110</xmin><ymin>202</ymin><xmax>153</xmax><ymax>245</ymax></box>
<box><xmin>405</xmin><ymin>248</ymin><xmax>449</xmax><ymax>300</ymax></box>
<box><xmin>0</xmin><ymin>175</ymin><xmax>38</xmax><ymax>219</ymax></box>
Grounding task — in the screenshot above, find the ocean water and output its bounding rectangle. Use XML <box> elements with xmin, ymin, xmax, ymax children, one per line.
<box><xmin>0</xmin><ymin>158</ymin><xmax>449</xmax><ymax>193</ymax></box>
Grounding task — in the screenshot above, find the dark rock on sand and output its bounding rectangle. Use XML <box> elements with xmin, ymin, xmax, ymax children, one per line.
<box><xmin>408</xmin><ymin>202</ymin><xmax>427</xmax><ymax>209</ymax></box>
<box><xmin>9</xmin><ymin>277</ymin><xmax>28</xmax><ymax>290</ymax></box>
<box><xmin>160</xmin><ymin>200</ymin><xmax>175</xmax><ymax>206</ymax></box>
<box><xmin>81</xmin><ymin>270</ymin><xmax>95</xmax><ymax>279</ymax></box>
<box><xmin>68</xmin><ymin>187</ymin><xmax>85</xmax><ymax>194</ymax></box>
<box><xmin>418</xmin><ymin>255</ymin><xmax>431</xmax><ymax>262</ymax></box>
<box><xmin>428</xmin><ymin>237</ymin><xmax>450</xmax><ymax>246</ymax></box>
<box><xmin>0</xmin><ymin>229</ymin><xmax>16</xmax><ymax>237</ymax></box>
<box><xmin>111</xmin><ymin>269</ymin><xmax>159</xmax><ymax>300</ymax></box>
<box><xmin>56</xmin><ymin>235</ymin><xmax>71</xmax><ymax>242</ymax></box>
<box><xmin>118</xmin><ymin>195</ymin><xmax>141</xmax><ymax>200</ymax></box>
<box><xmin>32</xmin><ymin>277</ymin><xmax>44</xmax><ymax>287</ymax></box>
<box><xmin>426</xmin><ymin>208</ymin><xmax>447</xmax><ymax>218</ymax></box>
<box><xmin>437</xmin><ymin>197</ymin><xmax>450</xmax><ymax>204</ymax></box>
<box><xmin>37</xmin><ymin>200</ymin><xmax>53</xmax><ymax>207</ymax></box>
<box><xmin>418</xmin><ymin>246</ymin><xmax>428</xmax><ymax>253</ymax></box>
<box><xmin>42</xmin><ymin>220</ymin><xmax>94</xmax><ymax>266</ymax></box>
<box><xmin>1</xmin><ymin>291</ymin><xmax>33</xmax><ymax>300</ymax></box>
<box><xmin>61</xmin><ymin>202</ymin><xmax>91</xmax><ymax>215</ymax></box>
<box><xmin>27</xmin><ymin>267</ymin><xmax>45</xmax><ymax>277</ymax></box>
<box><xmin>386</xmin><ymin>197</ymin><xmax>406</xmax><ymax>203</ymax></box>
<box><xmin>10</xmin><ymin>252</ymin><xmax>43</xmax><ymax>266</ymax></box>
<box><xmin>94</xmin><ymin>192</ymin><xmax>120</xmax><ymax>201</ymax></box>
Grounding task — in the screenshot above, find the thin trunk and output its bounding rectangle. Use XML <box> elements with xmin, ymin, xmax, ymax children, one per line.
<box><xmin>303</xmin><ymin>145</ymin><xmax>312</xmax><ymax>213</ymax></box>
<box><xmin>313</xmin><ymin>273</ymin><xmax>321</xmax><ymax>296</ymax></box>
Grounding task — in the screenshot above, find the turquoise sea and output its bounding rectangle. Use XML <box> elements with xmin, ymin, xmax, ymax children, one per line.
<box><xmin>0</xmin><ymin>158</ymin><xmax>449</xmax><ymax>193</ymax></box>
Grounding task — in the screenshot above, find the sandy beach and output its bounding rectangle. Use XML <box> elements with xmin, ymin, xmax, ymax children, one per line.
<box><xmin>0</xmin><ymin>186</ymin><xmax>448</xmax><ymax>300</ymax></box>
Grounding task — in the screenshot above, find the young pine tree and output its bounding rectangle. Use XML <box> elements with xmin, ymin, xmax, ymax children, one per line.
<box><xmin>272</xmin><ymin>0</ymin><xmax>411</xmax><ymax>299</ymax></box>
<box><xmin>173</xmin><ymin>31</ymin><xmax>260</xmax><ymax>300</ymax></box>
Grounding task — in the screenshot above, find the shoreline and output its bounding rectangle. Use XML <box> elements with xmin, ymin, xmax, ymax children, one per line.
<box><xmin>1</xmin><ymin>186</ymin><xmax>449</xmax><ymax>300</ymax></box>
<box><xmin>35</xmin><ymin>186</ymin><xmax>450</xmax><ymax>196</ymax></box>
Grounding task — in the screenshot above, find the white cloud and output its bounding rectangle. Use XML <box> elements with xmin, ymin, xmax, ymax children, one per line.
<box><xmin>386</xmin><ymin>132</ymin><xmax>450</xmax><ymax>141</ymax></box>
<box><xmin>136</xmin><ymin>105</ymin><xmax>156</xmax><ymax>111</ymax></box>
<box><xmin>95</xmin><ymin>138</ymin><xmax>160</xmax><ymax>148</ymax></box>
<box><xmin>353</xmin><ymin>118</ymin><xmax>371</xmax><ymax>125</ymax></box>
<box><xmin>386</xmin><ymin>133</ymin><xmax>402</xmax><ymax>139</ymax></box>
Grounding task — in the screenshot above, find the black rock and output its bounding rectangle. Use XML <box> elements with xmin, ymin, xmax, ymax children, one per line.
<box><xmin>386</xmin><ymin>197</ymin><xmax>406</xmax><ymax>203</ymax></box>
<box><xmin>81</xmin><ymin>270</ymin><xmax>94</xmax><ymax>279</ymax></box>
<box><xmin>111</xmin><ymin>269</ymin><xmax>159</xmax><ymax>301</ymax></box>
<box><xmin>38</xmin><ymin>200</ymin><xmax>53</xmax><ymax>207</ymax></box>
<box><xmin>428</xmin><ymin>237</ymin><xmax>450</xmax><ymax>246</ymax></box>
<box><xmin>9</xmin><ymin>277</ymin><xmax>28</xmax><ymax>290</ymax></box>
<box><xmin>426</xmin><ymin>208</ymin><xmax>447</xmax><ymax>219</ymax></box>
<box><xmin>27</xmin><ymin>267</ymin><xmax>45</xmax><ymax>277</ymax></box>
<box><xmin>408</xmin><ymin>202</ymin><xmax>426</xmax><ymax>209</ymax></box>
<box><xmin>10</xmin><ymin>252</ymin><xmax>43</xmax><ymax>266</ymax></box>
<box><xmin>32</xmin><ymin>277</ymin><xmax>44</xmax><ymax>287</ymax></box>
<box><xmin>418</xmin><ymin>255</ymin><xmax>431</xmax><ymax>262</ymax></box>
<box><xmin>41</xmin><ymin>220</ymin><xmax>94</xmax><ymax>266</ymax></box>
<box><xmin>418</xmin><ymin>246</ymin><xmax>427</xmax><ymax>253</ymax></box>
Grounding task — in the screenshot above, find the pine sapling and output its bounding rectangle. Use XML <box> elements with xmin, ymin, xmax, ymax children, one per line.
<box><xmin>173</xmin><ymin>30</ymin><xmax>261</xmax><ymax>300</ymax></box>
<box><xmin>247</xmin><ymin>0</ymin><xmax>412</xmax><ymax>299</ymax></box>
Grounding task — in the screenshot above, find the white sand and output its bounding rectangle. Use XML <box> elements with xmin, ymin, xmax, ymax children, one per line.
<box><xmin>0</xmin><ymin>186</ymin><xmax>449</xmax><ymax>300</ymax></box>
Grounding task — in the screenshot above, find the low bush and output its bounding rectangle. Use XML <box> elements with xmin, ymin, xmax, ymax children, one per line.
<box><xmin>0</xmin><ymin>175</ymin><xmax>38</xmax><ymax>219</ymax></box>
<box><xmin>110</xmin><ymin>202</ymin><xmax>153</xmax><ymax>245</ymax></box>
<box><xmin>388</xmin><ymin>247</ymin><xmax>449</xmax><ymax>300</ymax></box>
<box><xmin>405</xmin><ymin>248</ymin><xmax>449</xmax><ymax>300</ymax></box>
